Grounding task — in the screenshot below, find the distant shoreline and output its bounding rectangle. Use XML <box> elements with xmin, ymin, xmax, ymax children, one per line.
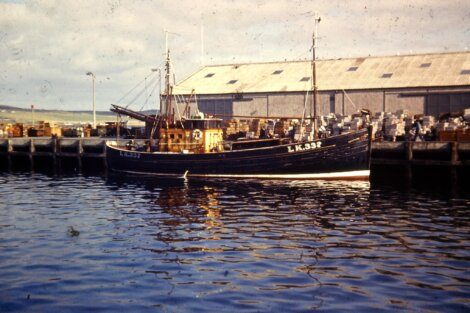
<box><xmin>0</xmin><ymin>104</ymin><xmax>154</xmax><ymax>124</ymax></box>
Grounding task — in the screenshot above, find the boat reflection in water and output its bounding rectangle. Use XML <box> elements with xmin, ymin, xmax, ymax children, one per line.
<box><xmin>155</xmin><ymin>183</ymin><xmax>223</xmax><ymax>234</ymax></box>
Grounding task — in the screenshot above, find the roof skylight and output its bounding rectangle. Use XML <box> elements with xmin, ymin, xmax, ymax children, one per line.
<box><xmin>460</xmin><ymin>69</ymin><xmax>470</xmax><ymax>75</ymax></box>
<box><xmin>205</xmin><ymin>73</ymin><xmax>215</xmax><ymax>78</ymax></box>
<box><xmin>272</xmin><ymin>70</ymin><xmax>283</xmax><ymax>75</ymax></box>
<box><xmin>381</xmin><ymin>73</ymin><xmax>393</xmax><ymax>78</ymax></box>
<box><xmin>420</xmin><ymin>63</ymin><xmax>431</xmax><ymax>68</ymax></box>
<box><xmin>347</xmin><ymin>66</ymin><xmax>358</xmax><ymax>71</ymax></box>
<box><xmin>300</xmin><ymin>77</ymin><xmax>310</xmax><ymax>82</ymax></box>
<box><xmin>227</xmin><ymin>79</ymin><xmax>238</xmax><ymax>84</ymax></box>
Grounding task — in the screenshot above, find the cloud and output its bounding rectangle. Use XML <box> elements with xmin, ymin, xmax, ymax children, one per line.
<box><xmin>0</xmin><ymin>0</ymin><xmax>468</xmax><ymax>111</ymax></box>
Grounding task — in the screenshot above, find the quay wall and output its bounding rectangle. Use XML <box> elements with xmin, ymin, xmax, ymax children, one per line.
<box><xmin>0</xmin><ymin>138</ymin><xmax>469</xmax><ymax>172</ymax></box>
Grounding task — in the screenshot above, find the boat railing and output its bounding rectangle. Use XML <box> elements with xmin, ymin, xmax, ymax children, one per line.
<box><xmin>157</xmin><ymin>142</ymin><xmax>203</xmax><ymax>147</ymax></box>
<box><xmin>224</xmin><ymin>138</ymin><xmax>290</xmax><ymax>151</ymax></box>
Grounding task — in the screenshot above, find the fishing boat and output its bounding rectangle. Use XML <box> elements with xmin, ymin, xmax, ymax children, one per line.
<box><xmin>106</xmin><ymin>25</ymin><xmax>372</xmax><ymax>180</ymax></box>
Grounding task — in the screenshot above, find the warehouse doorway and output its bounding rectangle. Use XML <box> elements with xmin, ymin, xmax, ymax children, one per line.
<box><xmin>197</xmin><ymin>99</ymin><xmax>233</xmax><ymax>119</ymax></box>
<box><xmin>329</xmin><ymin>93</ymin><xmax>335</xmax><ymax>114</ymax></box>
<box><xmin>426</xmin><ymin>93</ymin><xmax>470</xmax><ymax>116</ymax></box>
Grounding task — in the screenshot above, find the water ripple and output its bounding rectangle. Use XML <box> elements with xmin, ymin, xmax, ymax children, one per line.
<box><xmin>0</xmin><ymin>172</ymin><xmax>468</xmax><ymax>312</ymax></box>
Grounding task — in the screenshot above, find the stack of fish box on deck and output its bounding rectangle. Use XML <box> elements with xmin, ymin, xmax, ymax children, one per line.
<box><xmin>248</xmin><ymin>118</ymin><xmax>267</xmax><ymax>139</ymax></box>
<box><xmin>274</xmin><ymin>119</ymin><xmax>290</xmax><ymax>138</ymax></box>
<box><xmin>224</xmin><ymin>119</ymin><xmax>251</xmax><ymax>139</ymax></box>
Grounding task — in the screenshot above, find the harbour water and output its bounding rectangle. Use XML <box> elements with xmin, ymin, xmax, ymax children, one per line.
<box><xmin>0</xmin><ymin>169</ymin><xmax>469</xmax><ymax>312</ymax></box>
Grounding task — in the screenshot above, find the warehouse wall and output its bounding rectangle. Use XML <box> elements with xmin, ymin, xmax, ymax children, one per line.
<box><xmin>233</xmin><ymin>95</ymin><xmax>267</xmax><ymax>116</ymax></box>
<box><xmin>335</xmin><ymin>90</ymin><xmax>384</xmax><ymax>115</ymax></box>
<box><xmin>267</xmin><ymin>93</ymin><xmax>307</xmax><ymax>117</ymax></box>
<box><xmin>172</xmin><ymin>101</ymin><xmax>200</xmax><ymax>119</ymax></box>
<box><xmin>192</xmin><ymin>87</ymin><xmax>470</xmax><ymax>119</ymax></box>
<box><xmin>385</xmin><ymin>93</ymin><xmax>426</xmax><ymax>115</ymax></box>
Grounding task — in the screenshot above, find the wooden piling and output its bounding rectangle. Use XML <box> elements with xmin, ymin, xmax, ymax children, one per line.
<box><xmin>406</xmin><ymin>141</ymin><xmax>413</xmax><ymax>161</ymax></box>
<box><xmin>450</xmin><ymin>142</ymin><xmax>458</xmax><ymax>165</ymax></box>
<box><xmin>77</xmin><ymin>139</ymin><xmax>83</xmax><ymax>169</ymax></box>
<box><xmin>29</xmin><ymin>139</ymin><xmax>34</xmax><ymax>169</ymax></box>
<box><xmin>7</xmin><ymin>139</ymin><xmax>12</xmax><ymax>170</ymax></box>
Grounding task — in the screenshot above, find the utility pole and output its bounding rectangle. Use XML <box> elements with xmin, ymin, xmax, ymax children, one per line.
<box><xmin>312</xmin><ymin>14</ymin><xmax>321</xmax><ymax>139</ymax></box>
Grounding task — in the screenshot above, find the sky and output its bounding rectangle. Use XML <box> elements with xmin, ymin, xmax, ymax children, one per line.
<box><xmin>0</xmin><ymin>0</ymin><xmax>469</xmax><ymax>112</ymax></box>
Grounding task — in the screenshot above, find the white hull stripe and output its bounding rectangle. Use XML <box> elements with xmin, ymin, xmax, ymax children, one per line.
<box><xmin>112</xmin><ymin>169</ymin><xmax>370</xmax><ymax>180</ymax></box>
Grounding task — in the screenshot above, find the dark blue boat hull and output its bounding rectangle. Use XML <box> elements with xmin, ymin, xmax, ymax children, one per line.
<box><xmin>106</xmin><ymin>128</ymin><xmax>371</xmax><ymax>179</ymax></box>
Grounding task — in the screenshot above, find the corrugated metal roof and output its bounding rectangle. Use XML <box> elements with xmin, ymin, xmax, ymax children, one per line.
<box><xmin>173</xmin><ymin>51</ymin><xmax>470</xmax><ymax>95</ymax></box>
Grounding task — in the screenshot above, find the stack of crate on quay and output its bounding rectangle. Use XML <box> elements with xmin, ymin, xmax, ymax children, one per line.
<box><xmin>27</xmin><ymin>121</ymin><xmax>62</xmax><ymax>137</ymax></box>
<box><xmin>312</xmin><ymin>108</ymin><xmax>469</xmax><ymax>142</ymax></box>
<box><xmin>1</xmin><ymin>108</ymin><xmax>469</xmax><ymax>142</ymax></box>
<box><xmin>436</xmin><ymin>109</ymin><xmax>470</xmax><ymax>141</ymax></box>
<box><xmin>382</xmin><ymin>111</ymin><xmax>407</xmax><ymax>140</ymax></box>
<box><xmin>0</xmin><ymin>123</ymin><xmax>24</xmax><ymax>138</ymax></box>
<box><xmin>221</xmin><ymin>109</ymin><xmax>470</xmax><ymax>142</ymax></box>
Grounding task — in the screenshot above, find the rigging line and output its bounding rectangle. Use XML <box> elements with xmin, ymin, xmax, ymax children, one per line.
<box><xmin>177</xmin><ymin>94</ymin><xmax>190</xmax><ymax>120</ymax></box>
<box><xmin>138</xmin><ymin>75</ymin><xmax>161</xmax><ymax>112</ymax></box>
<box><xmin>115</xmin><ymin>71</ymin><xmax>156</xmax><ymax>107</ymax></box>
<box><xmin>194</xmin><ymin>94</ymin><xmax>200</xmax><ymax>115</ymax></box>
<box><xmin>300</xmin><ymin>89</ymin><xmax>310</xmax><ymax>138</ymax></box>
<box><xmin>126</xmin><ymin>74</ymin><xmax>160</xmax><ymax>109</ymax></box>
<box><xmin>114</xmin><ymin>60</ymin><xmax>165</xmax><ymax>107</ymax></box>
<box><xmin>342</xmin><ymin>89</ymin><xmax>357</xmax><ymax>110</ymax></box>
<box><xmin>150</xmin><ymin>114</ymin><xmax>161</xmax><ymax>140</ymax></box>
<box><xmin>145</xmin><ymin>76</ymin><xmax>161</xmax><ymax>109</ymax></box>
<box><xmin>173</xmin><ymin>94</ymin><xmax>184</xmax><ymax>129</ymax></box>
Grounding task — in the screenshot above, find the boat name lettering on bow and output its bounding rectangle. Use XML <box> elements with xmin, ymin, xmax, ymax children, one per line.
<box><xmin>120</xmin><ymin>151</ymin><xmax>141</xmax><ymax>159</ymax></box>
<box><xmin>287</xmin><ymin>141</ymin><xmax>322</xmax><ymax>153</ymax></box>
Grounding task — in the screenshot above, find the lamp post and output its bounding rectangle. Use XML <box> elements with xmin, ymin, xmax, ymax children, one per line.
<box><xmin>311</xmin><ymin>14</ymin><xmax>321</xmax><ymax>139</ymax></box>
<box><xmin>86</xmin><ymin>72</ymin><xmax>96</xmax><ymax>128</ymax></box>
<box><xmin>31</xmin><ymin>104</ymin><xmax>35</xmax><ymax>128</ymax></box>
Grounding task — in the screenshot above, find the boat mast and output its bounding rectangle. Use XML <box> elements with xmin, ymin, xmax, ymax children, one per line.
<box><xmin>164</xmin><ymin>30</ymin><xmax>172</xmax><ymax>125</ymax></box>
<box><xmin>164</xmin><ymin>50</ymin><xmax>172</xmax><ymax>121</ymax></box>
<box><xmin>311</xmin><ymin>14</ymin><xmax>321</xmax><ymax>139</ymax></box>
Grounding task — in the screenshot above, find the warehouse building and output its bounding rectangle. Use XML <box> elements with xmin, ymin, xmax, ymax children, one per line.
<box><xmin>172</xmin><ymin>51</ymin><xmax>470</xmax><ymax>118</ymax></box>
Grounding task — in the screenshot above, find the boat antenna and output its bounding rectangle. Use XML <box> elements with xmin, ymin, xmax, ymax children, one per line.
<box><xmin>162</xmin><ymin>29</ymin><xmax>181</xmax><ymax>125</ymax></box>
<box><xmin>311</xmin><ymin>14</ymin><xmax>321</xmax><ymax>139</ymax></box>
<box><xmin>200</xmin><ymin>15</ymin><xmax>204</xmax><ymax>66</ymax></box>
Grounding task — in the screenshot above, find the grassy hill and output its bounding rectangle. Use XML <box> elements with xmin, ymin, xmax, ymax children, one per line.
<box><xmin>0</xmin><ymin>105</ymin><xmax>156</xmax><ymax>125</ymax></box>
